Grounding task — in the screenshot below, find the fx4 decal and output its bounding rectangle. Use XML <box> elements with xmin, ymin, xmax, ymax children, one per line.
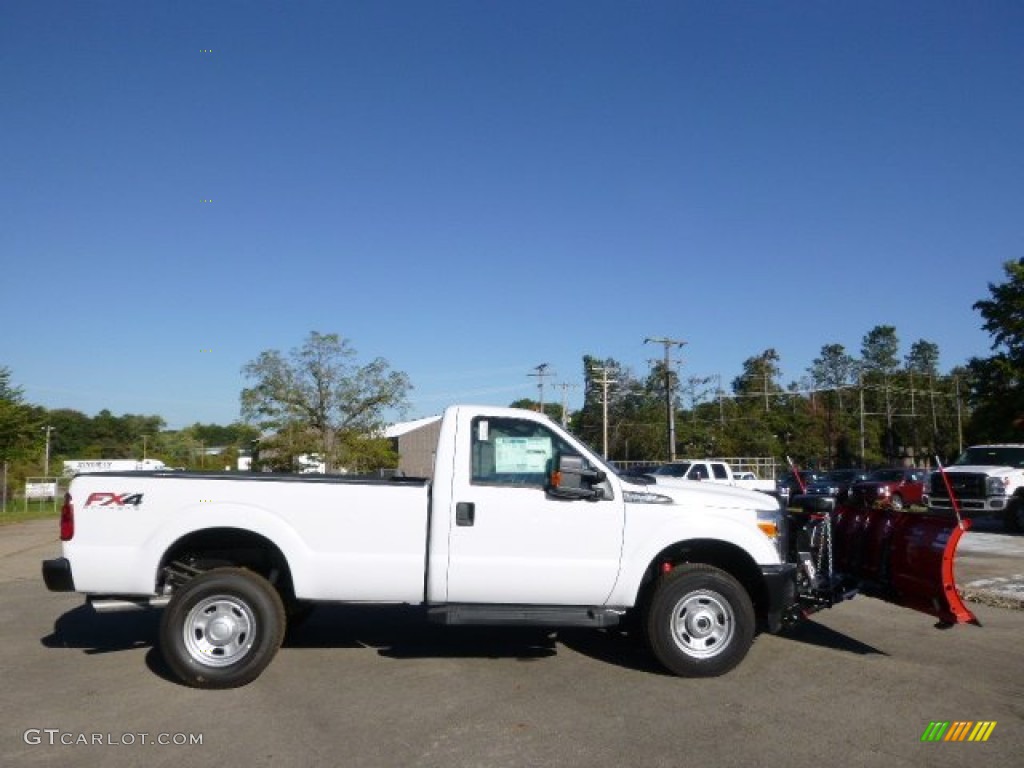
<box><xmin>84</xmin><ymin>492</ymin><xmax>144</xmax><ymax>508</ymax></box>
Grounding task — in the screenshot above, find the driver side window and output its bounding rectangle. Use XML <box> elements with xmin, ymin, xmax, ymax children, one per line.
<box><xmin>470</xmin><ymin>417</ymin><xmax>576</xmax><ymax>488</ymax></box>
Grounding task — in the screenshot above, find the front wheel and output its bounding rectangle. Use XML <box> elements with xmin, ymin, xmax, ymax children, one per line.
<box><xmin>159</xmin><ymin>567</ymin><xmax>286</xmax><ymax>689</ymax></box>
<box><xmin>646</xmin><ymin>564</ymin><xmax>755</xmax><ymax>677</ymax></box>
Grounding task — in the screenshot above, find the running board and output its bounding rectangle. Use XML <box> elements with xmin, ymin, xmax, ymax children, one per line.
<box><xmin>429</xmin><ymin>604</ymin><xmax>625</xmax><ymax>627</ymax></box>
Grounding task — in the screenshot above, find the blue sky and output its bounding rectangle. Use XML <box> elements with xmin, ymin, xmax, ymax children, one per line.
<box><xmin>2</xmin><ymin>1</ymin><xmax>1022</xmax><ymax>429</ymax></box>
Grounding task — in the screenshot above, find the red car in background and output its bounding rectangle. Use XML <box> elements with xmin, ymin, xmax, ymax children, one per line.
<box><xmin>849</xmin><ymin>468</ymin><xmax>928</xmax><ymax>510</ymax></box>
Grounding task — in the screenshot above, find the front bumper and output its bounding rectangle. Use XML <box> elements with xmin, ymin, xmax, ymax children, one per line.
<box><xmin>924</xmin><ymin>495</ymin><xmax>1003</xmax><ymax>515</ymax></box>
<box><xmin>42</xmin><ymin>557</ymin><xmax>76</xmax><ymax>592</ymax></box>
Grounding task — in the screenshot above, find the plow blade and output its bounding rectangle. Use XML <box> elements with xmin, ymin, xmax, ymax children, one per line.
<box><xmin>830</xmin><ymin>505</ymin><xmax>979</xmax><ymax>626</ymax></box>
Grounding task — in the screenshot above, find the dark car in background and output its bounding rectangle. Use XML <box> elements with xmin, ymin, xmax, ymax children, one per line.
<box><xmin>776</xmin><ymin>470</ymin><xmax>823</xmax><ymax>504</ymax></box>
<box><xmin>849</xmin><ymin>468</ymin><xmax>928</xmax><ymax>511</ymax></box>
<box><xmin>801</xmin><ymin>469</ymin><xmax>870</xmax><ymax>502</ymax></box>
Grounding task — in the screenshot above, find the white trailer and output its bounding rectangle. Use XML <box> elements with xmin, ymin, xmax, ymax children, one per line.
<box><xmin>62</xmin><ymin>459</ymin><xmax>169</xmax><ymax>476</ymax></box>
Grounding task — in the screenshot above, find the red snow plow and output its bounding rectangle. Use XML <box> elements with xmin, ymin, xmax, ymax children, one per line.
<box><xmin>787</xmin><ymin>496</ymin><xmax>978</xmax><ymax>627</ymax></box>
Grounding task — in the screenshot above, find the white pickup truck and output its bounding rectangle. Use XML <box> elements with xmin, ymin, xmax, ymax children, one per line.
<box><xmin>635</xmin><ymin>460</ymin><xmax>777</xmax><ymax>495</ymax></box>
<box><xmin>923</xmin><ymin>444</ymin><xmax>1024</xmax><ymax>532</ymax></box>
<box><xmin>43</xmin><ymin>405</ymin><xmax>976</xmax><ymax>689</ymax></box>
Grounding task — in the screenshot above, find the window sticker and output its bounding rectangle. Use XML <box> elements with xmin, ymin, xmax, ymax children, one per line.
<box><xmin>495</xmin><ymin>436</ymin><xmax>552</xmax><ymax>473</ymax></box>
<box><xmin>478</xmin><ymin>420</ymin><xmax>489</xmax><ymax>442</ymax></box>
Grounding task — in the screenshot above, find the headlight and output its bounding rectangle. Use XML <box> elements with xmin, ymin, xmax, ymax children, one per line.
<box><xmin>623</xmin><ymin>490</ymin><xmax>674</xmax><ymax>504</ymax></box>
<box><xmin>757</xmin><ymin>507</ymin><xmax>785</xmax><ymax>558</ymax></box>
<box><xmin>986</xmin><ymin>477</ymin><xmax>1008</xmax><ymax>496</ymax></box>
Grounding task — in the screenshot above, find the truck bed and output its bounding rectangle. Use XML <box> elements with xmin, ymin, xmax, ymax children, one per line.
<box><xmin>62</xmin><ymin>471</ymin><xmax>432</xmax><ymax>602</ymax></box>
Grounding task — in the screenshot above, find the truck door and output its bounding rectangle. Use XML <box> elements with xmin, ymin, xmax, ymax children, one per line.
<box><xmin>444</xmin><ymin>415</ymin><xmax>625</xmax><ymax>606</ymax></box>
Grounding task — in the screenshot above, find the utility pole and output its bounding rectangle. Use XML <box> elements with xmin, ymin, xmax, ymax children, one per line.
<box><xmin>589</xmin><ymin>366</ymin><xmax>616</xmax><ymax>458</ymax></box>
<box><xmin>555</xmin><ymin>382</ymin><xmax>579</xmax><ymax>428</ymax></box>
<box><xmin>42</xmin><ymin>425</ymin><xmax>55</xmax><ymax>477</ymax></box>
<box><xmin>528</xmin><ymin>363</ymin><xmax>554</xmax><ymax>413</ymax></box>
<box><xmin>955</xmin><ymin>375</ymin><xmax>963</xmax><ymax>454</ymax></box>
<box><xmin>645</xmin><ymin>336</ymin><xmax>686</xmax><ymax>461</ymax></box>
<box><xmin>859</xmin><ymin>368</ymin><xmax>866</xmax><ymax>468</ymax></box>
<box><xmin>717</xmin><ymin>374</ymin><xmax>725</xmax><ymax>426</ymax></box>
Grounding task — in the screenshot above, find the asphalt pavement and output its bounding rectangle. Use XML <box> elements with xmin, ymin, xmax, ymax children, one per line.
<box><xmin>2</xmin><ymin>515</ymin><xmax>1022</xmax><ymax>768</ymax></box>
<box><xmin>953</xmin><ymin>516</ymin><xmax>1024</xmax><ymax>609</ymax></box>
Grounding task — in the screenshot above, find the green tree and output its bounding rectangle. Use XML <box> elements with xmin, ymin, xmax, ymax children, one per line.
<box><xmin>860</xmin><ymin>325</ymin><xmax>901</xmax><ymax>462</ymax></box>
<box><xmin>722</xmin><ymin>350</ymin><xmax>791</xmax><ymax>462</ymax></box>
<box><xmin>809</xmin><ymin>344</ymin><xmax>858</xmax><ymax>466</ymax></box>
<box><xmin>46</xmin><ymin>409</ymin><xmax>95</xmax><ymax>458</ymax></box>
<box><xmin>0</xmin><ymin>367</ymin><xmax>42</xmax><ymax>465</ymax></box>
<box><xmin>508</xmin><ymin>398</ymin><xmax>562</xmax><ymax>423</ymax></box>
<box><xmin>861</xmin><ymin>325</ymin><xmax>900</xmax><ymax>374</ymax></box>
<box><xmin>731</xmin><ymin>349</ymin><xmax>783</xmax><ymax>406</ymax></box>
<box><xmin>900</xmin><ymin>339</ymin><xmax>942</xmax><ymax>462</ymax></box>
<box><xmin>240</xmin><ymin>332</ymin><xmax>411</xmax><ymax>472</ymax></box>
<box><xmin>967</xmin><ymin>259</ymin><xmax>1024</xmax><ymax>442</ymax></box>
<box><xmin>573</xmin><ymin>356</ymin><xmax>667</xmax><ymax>461</ymax></box>
<box><xmin>905</xmin><ymin>340</ymin><xmax>940</xmax><ymax>377</ymax></box>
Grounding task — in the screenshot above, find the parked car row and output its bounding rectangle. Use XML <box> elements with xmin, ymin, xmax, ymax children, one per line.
<box><xmin>785</xmin><ymin>467</ymin><xmax>929</xmax><ymax>511</ymax></box>
<box><xmin>619</xmin><ymin>462</ymin><xmax>931</xmax><ymax>512</ymax></box>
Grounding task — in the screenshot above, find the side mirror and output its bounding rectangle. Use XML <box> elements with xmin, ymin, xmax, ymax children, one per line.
<box><xmin>548</xmin><ymin>454</ymin><xmax>606</xmax><ymax>500</ymax></box>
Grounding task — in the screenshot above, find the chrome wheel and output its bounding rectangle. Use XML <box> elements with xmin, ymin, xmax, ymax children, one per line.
<box><xmin>183</xmin><ymin>594</ymin><xmax>257</xmax><ymax>668</ymax></box>
<box><xmin>668</xmin><ymin>589</ymin><xmax>735</xmax><ymax>659</ymax></box>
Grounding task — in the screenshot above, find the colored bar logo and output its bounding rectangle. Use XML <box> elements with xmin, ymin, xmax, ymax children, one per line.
<box><xmin>921</xmin><ymin>721</ymin><xmax>996</xmax><ymax>742</ymax></box>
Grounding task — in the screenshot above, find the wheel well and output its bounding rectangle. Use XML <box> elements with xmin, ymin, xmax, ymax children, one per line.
<box><xmin>635</xmin><ymin>539</ymin><xmax>771</xmax><ymax>629</ymax></box>
<box><xmin>158</xmin><ymin>528</ymin><xmax>296</xmax><ymax>602</ymax></box>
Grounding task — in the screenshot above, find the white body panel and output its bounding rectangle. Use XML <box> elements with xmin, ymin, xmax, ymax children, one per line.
<box><xmin>59</xmin><ymin>406</ymin><xmax>783</xmax><ymax>611</ymax></box>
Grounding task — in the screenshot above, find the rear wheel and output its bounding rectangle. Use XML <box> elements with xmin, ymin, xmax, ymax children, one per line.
<box><xmin>646</xmin><ymin>564</ymin><xmax>755</xmax><ymax>677</ymax></box>
<box><xmin>159</xmin><ymin>567</ymin><xmax>285</xmax><ymax>689</ymax></box>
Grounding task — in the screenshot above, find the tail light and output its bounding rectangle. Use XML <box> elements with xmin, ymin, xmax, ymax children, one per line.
<box><xmin>60</xmin><ymin>493</ymin><xmax>74</xmax><ymax>541</ymax></box>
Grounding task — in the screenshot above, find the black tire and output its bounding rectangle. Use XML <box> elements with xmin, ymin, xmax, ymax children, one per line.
<box><xmin>1004</xmin><ymin>498</ymin><xmax>1024</xmax><ymax>534</ymax></box>
<box><xmin>646</xmin><ymin>563</ymin><xmax>755</xmax><ymax>677</ymax></box>
<box><xmin>159</xmin><ymin>567</ymin><xmax>286</xmax><ymax>689</ymax></box>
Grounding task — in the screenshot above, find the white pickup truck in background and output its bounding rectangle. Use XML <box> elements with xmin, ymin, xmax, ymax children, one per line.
<box><xmin>43</xmin><ymin>405</ymin><xmax>976</xmax><ymax>689</ymax></box>
<box><xmin>924</xmin><ymin>444</ymin><xmax>1024</xmax><ymax>532</ymax></box>
<box><xmin>636</xmin><ymin>460</ymin><xmax>777</xmax><ymax>495</ymax></box>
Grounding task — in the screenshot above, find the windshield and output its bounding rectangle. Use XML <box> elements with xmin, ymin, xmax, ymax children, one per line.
<box><xmin>954</xmin><ymin>447</ymin><xmax>1024</xmax><ymax>468</ymax></box>
<box><xmin>867</xmin><ymin>469</ymin><xmax>905</xmax><ymax>482</ymax></box>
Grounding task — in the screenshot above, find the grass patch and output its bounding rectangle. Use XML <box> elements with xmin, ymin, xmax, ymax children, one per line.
<box><xmin>0</xmin><ymin>500</ymin><xmax>61</xmax><ymax>526</ymax></box>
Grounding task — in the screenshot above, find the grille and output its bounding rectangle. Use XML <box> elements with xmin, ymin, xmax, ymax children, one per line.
<box><xmin>929</xmin><ymin>472</ymin><xmax>986</xmax><ymax>499</ymax></box>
